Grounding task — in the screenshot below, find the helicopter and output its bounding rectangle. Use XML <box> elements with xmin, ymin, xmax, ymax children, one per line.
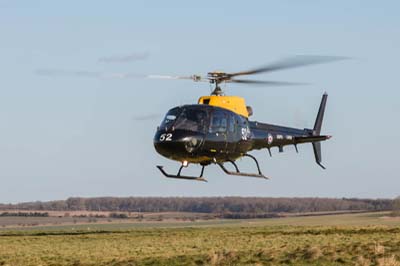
<box><xmin>153</xmin><ymin>56</ymin><xmax>346</xmax><ymax>182</ymax></box>
<box><xmin>36</xmin><ymin>55</ymin><xmax>346</xmax><ymax>182</ymax></box>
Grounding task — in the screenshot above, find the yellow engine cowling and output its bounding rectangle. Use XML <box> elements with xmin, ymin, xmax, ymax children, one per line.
<box><xmin>198</xmin><ymin>95</ymin><xmax>250</xmax><ymax>118</ymax></box>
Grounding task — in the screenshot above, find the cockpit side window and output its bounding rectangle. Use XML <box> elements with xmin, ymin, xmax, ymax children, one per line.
<box><xmin>237</xmin><ymin>115</ymin><xmax>248</xmax><ymax>127</ymax></box>
<box><xmin>209</xmin><ymin>110</ymin><xmax>227</xmax><ymax>133</ymax></box>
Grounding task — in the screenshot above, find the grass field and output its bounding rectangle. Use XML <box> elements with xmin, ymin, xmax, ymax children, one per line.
<box><xmin>0</xmin><ymin>212</ymin><xmax>400</xmax><ymax>266</ymax></box>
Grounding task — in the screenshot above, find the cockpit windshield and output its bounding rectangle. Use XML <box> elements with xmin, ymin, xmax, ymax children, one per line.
<box><xmin>160</xmin><ymin>107</ymin><xmax>181</xmax><ymax>129</ymax></box>
<box><xmin>160</xmin><ymin>106</ymin><xmax>208</xmax><ymax>133</ymax></box>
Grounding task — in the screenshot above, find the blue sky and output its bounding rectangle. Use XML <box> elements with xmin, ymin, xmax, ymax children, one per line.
<box><xmin>1</xmin><ymin>1</ymin><xmax>399</xmax><ymax>203</ymax></box>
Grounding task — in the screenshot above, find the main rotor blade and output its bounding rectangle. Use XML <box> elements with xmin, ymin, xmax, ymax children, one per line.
<box><xmin>35</xmin><ymin>69</ymin><xmax>208</xmax><ymax>83</ymax></box>
<box><xmin>230</xmin><ymin>79</ymin><xmax>309</xmax><ymax>86</ymax></box>
<box><xmin>147</xmin><ymin>75</ymin><xmax>191</xmax><ymax>80</ymax></box>
<box><xmin>229</xmin><ymin>55</ymin><xmax>349</xmax><ymax>77</ymax></box>
<box><xmin>147</xmin><ymin>74</ymin><xmax>206</xmax><ymax>82</ymax></box>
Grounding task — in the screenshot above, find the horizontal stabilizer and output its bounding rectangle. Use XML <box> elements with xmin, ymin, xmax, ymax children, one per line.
<box><xmin>294</xmin><ymin>135</ymin><xmax>331</xmax><ymax>144</ymax></box>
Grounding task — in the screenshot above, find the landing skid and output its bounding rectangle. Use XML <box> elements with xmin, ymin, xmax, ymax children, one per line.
<box><xmin>157</xmin><ymin>153</ymin><xmax>269</xmax><ymax>181</ymax></box>
<box><xmin>156</xmin><ymin>165</ymin><xmax>207</xmax><ymax>182</ymax></box>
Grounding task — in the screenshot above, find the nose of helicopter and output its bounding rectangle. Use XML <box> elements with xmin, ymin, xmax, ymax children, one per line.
<box><xmin>153</xmin><ymin>130</ymin><xmax>204</xmax><ymax>160</ymax></box>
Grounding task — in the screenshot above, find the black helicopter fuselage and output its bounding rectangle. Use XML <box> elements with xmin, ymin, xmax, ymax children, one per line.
<box><xmin>154</xmin><ymin>103</ymin><xmax>327</xmax><ymax>166</ymax></box>
<box><xmin>149</xmin><ymin>55</ymin><xmax>343</xmax><ymax>181</ymax></box>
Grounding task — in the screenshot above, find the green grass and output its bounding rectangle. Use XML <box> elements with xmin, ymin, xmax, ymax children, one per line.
<box><xmin>0</xmin><ymin>212</ymin><xmax>400</xmax><ymax>266</ymax></box>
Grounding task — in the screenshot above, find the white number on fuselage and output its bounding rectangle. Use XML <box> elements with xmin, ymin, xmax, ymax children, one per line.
<box><xmin>159</xmin><ymin>133</ymin><xmax>172</xmax><ymax>141</ymax></box>
<box><xmin>241</xmin><ymin>128</ymin><xmax>250</xmax><ymax>141</ymax></box>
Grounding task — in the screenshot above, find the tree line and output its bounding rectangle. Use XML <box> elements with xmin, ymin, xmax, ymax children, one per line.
<box><xmin>0</xmin><ymin>212</ymin><xmax>49</xmax><ymax>217</ymax></box>
<box><xmin>0</xmin><ymin>197</ymin><xmax>394</xmax><ymax>214</ymax></box>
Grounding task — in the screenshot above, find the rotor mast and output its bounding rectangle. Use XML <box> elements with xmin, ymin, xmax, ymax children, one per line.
<box><xmin>207</xmin><ymin>72</ymin><xmax>229</xmax><ymax>96</ymax></box>
<box><xmin>210</xmin><ymin>80</ymin><xmax>223</xmax><ymax>96</ymax></box>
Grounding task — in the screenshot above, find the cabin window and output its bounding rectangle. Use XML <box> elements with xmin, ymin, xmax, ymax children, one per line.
<box><xmin>238</xmin><ymin>115</ymin><xmax>249</xmax><ymax>127</ymax></box>
<box><xmin>209</xmin><ymin>111</ymin><xmax>227</xmax><ymax>133</ymax></box>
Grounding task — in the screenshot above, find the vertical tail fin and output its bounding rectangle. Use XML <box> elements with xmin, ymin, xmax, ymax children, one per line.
<box><xmin>312</xmin><ymin>93</ymin><xmax>328</xmax><ymax>169</ymax></box>
<box><xmin>313</xmin><ymin>93</ymin><xmax>328</xmax><ymax>136</ymax></box>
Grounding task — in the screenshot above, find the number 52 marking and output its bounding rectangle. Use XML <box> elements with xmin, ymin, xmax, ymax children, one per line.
<box><xmin>159</xmin><ymin>133</ymin><xmax>172</xmax><ymax>141</ymax></box>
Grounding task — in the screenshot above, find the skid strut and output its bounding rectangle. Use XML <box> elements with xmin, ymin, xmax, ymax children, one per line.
<box><xmin>156</xmin><ymin>165</ymin><xmax>207</xmax><ymax>182</ymax></box>
<box><xmin>217</xmin><ymin>154</ymin><xmax>269</xmax><ymax>179</ymax></box>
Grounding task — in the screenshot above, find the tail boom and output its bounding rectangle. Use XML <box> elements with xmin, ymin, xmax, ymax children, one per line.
<box><xmin>248</xmin><ymin>93</ymin><xmax>330</xmax><ymax>169</ymax></box>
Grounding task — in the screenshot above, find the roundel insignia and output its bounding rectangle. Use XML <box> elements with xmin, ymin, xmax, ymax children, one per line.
<box><xmin>267</xmin><ymin>134</ymin><xmax>273</xmax><ymax>145</ymax></box>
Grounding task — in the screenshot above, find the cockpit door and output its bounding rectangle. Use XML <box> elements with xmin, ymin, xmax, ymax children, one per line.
<box><xmin>203</xmin><ymin>110</ymin><xmax>228</xmax><ymax>154</ymax></box>
<box><xmin>225</xmin><ymin>113</ymin><xmax>237</xmax><ymax>154</ymax></box>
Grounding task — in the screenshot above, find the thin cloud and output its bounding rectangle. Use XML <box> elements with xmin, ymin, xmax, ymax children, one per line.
<box><xmin>35</xmin><ymin>69</ymin><xmax>103</xmax><ymax>78</ymax></box>
<box><xmin>98</xmin><ymin>52</ymin><xmax>150</xmax><ymax>63</ymax></box>
<box><xmin>132</xmin><ymin>113</ymin><xmax>162</xmax><ymax>121</ymax></box>
<box><xmin>35</xmin><ymin>69</ymin><xmax>146</xmax><ymax>79</ymax></box>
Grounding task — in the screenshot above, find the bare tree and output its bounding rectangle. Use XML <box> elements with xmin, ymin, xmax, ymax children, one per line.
<box><xmin>392</xmin><ymin>196</ymin><xmax>400</xmax><ymax>216</ymax></box>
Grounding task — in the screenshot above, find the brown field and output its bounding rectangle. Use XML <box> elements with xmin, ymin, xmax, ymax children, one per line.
<box><xmin>0</xmin><ymin>210</ymin><xmax>220</xmax><ymax>229</ymax></box>
<box><xmin>0</xmin><ymin>210</ymin><xmax>373</xmax><ymax>230</ymax></box>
